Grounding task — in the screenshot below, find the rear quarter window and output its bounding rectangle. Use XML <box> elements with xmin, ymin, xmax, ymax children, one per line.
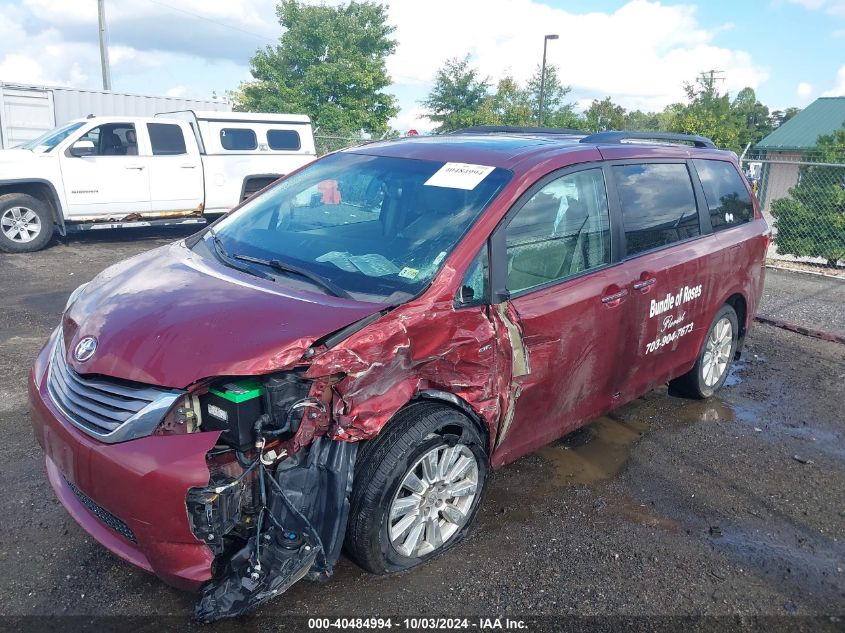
<box><xmin>147</xmin><ymin>123</ymin><xmax>187</xmax><ymax>156</ymax></box>
<box><xmin>614</xmin><ymin>163</ymin><xmax>700</xmax><ymax>257</ymax></box>
<box><xmin>220</xmin><ymin>128</ymin><xmax>257</xmax><ymax>151</ymax></box>
<box><xmin>267</xmin><ymin>129</ymin><xmax>301</xmax><ymax>151</ymax></box>
<box><xmin>693</xmin><ymin>159</ymin><xmax>754</xmax><ymax>231</ymax></box>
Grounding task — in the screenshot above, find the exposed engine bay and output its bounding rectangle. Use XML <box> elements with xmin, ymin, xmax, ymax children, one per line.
<box><xmin>177</xmin><ymin>371</ymin><xmax>357</xmax><ymax>622</ymax></box>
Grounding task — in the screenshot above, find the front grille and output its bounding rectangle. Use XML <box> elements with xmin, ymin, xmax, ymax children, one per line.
<box><xmin>63</xmin><ymin>475</ymin><xmax>137</xmax><ymax>543</ymax></box>
<box><xmin>47</xmin><ymin>340</ymin><xmax>183</xmax><ymax>443</ymax></box>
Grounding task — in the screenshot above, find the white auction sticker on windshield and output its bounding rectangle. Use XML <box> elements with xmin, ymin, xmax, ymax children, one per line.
<box><xmin>424</xmin><ymin>162</ymin><xmax>495</xmax><ymax>190</ymax></box>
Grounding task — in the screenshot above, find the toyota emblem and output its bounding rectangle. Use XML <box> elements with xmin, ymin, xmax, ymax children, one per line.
<box><xmin>73</xmin><ymin>337</ymin><xmax>98</xmax><ymax>362</ymax></box>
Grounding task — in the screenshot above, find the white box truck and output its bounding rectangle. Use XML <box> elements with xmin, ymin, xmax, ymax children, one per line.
<box><xmin>0</xmin><ymin>110</ymin><xmax>317</xmax><ymax>252</ymax></box>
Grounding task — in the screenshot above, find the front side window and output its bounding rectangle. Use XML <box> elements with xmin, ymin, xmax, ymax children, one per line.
<box><xmin>147</xmin><ymin>123</ymin><xmax>187</xmax><ymax>156</ymax></box>
<box><xmin>220</xmin><ymin>128</ymin><xmax>257</xmax><ymax>151</ymax></box>
<box><xmin>204</xmin><ymin>153</ymin><xmax>511</xmax><ymax>302</ymax></box>
<box><xmin>505</xmin><ymin>168</ymin><xmax>611</xmax><ymax>294</ymax></box>
<box><xmin>267</xmin><ymin>129</ymin><xmax>301</xmax><ymax>150</ymax></box>
<box><xmin>693</xmin><ymin>159</ymin><xmax>753</xmax><ymax>231</ymax></box>
<box><xmin>614</xmin><ymin>163</ymin><xmax>700</xmax><ymax>257</ymax></box>
<box><xmin>75</xmin><ymin>123</ymin><xmax>136</xmax><ymax>156</ymax></box>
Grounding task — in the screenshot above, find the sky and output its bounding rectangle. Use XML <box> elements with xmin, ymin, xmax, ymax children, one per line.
<box><xmin>0</xmin><ymin>0</ymin><xmax>843</xmax><ymax>132</ymax></box>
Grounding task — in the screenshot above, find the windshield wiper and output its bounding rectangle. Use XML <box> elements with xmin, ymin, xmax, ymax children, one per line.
<box><xmin>207</xmin><ymin>230</ymin><xmax>272</xmax><ymax>280</ymax></box>
<box><xmin>233</xmin><ymin>254</ymin><xmax>352</xmax><ymax>299</ymax></box>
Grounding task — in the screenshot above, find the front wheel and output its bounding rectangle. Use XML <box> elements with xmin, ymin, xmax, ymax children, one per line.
<box><xmin>0</xmin><ymin>193</ymin><xmax>54</xmax><ymax>253</ymax></box>
<box><xmin>345</xmin><ymin>403</ymin><xmax>488</xmax><ymax>574</ymax></box>
<box><xmin>670</xmin><ymin>304</ymin><xmax>739</xmax><ymax>399</ymax></box>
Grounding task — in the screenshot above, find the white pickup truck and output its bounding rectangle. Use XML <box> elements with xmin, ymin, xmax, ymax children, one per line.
<box><xmin>0</xmin><ymin>110</ymin><xmax>316</xmax><ymax>252</ymax></box>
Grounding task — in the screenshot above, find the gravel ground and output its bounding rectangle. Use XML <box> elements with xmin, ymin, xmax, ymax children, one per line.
<box><xmin>0</xmin><ymin>230</ymin><xmax>843</xmax><ymax>632</ymax></box>
<box><xmin>759</xmin><ymin>268</ymin><xmax>845</xmax><ymax>338</ymax></box>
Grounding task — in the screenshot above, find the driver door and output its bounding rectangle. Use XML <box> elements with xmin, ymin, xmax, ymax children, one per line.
<box><xmin>59</xmin><ymin>122</ymin><xmax>151</xmax><ymax>218</ymax></box>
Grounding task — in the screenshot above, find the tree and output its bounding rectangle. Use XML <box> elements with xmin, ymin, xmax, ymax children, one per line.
<box><xmin>487</xmin><ymin>76</ymin><xmax>533</xmax><ymax>125</ymax></box>
<box><xmin>731</xmin><ymin>87</ymin><xmax>771</xmax><ymax>148</ymax></box>
<box><xmin>233</xmin><ymin>1</ymin><xmax>398</xmax><ymax>136</ymax></box>
<box><xmin>421</xmin><ymin>56</ymin><xmax>494</xmax><ymax>132</ymax></box>
<box><xmin>667</xmin><ymin>76</ymin><xmax>741</xmax><ymax>152</ymax></box>
<box><xmin>526</xmin><ymin>64</ymin><xmax>578</xmax><ymax>127</ymax></box>
<box><xmin>769</xmin><ymin>107</ymin><xmax>801</xmax><ymax>129</ymax></box>
<box><xmin>584</xmin><ymin>97</ymin><xmax>626</xmax><ymax>132</ymax></box>
<box><xmin>770</xmin><ymin>126</ymin><xmax>845</xmax><ymax>267</ymax></box>
<box><xmin>623</xmin><ymin>110</ymin><xmax>666</xmax><ymax>132</ymax></box>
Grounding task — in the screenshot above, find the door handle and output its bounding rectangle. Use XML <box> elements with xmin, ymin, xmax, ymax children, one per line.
<box><xmin>633</xmin><ymin>277</ymin><xmax>656</xmax><ymax>291</ymax></box>
<box><xmin>125</xmin><ymin>164</ymin><xmax>145</xmax><ymax>170</ymax></box>
<box><xmin>180</xmin><ymin>164</ymin><xmax>197</xmax><ymax>169</ymax></box>
<box><xmin>601</xmin><ymin>288</ymin><xmax>629</xmax><ymax>306</ymax></box>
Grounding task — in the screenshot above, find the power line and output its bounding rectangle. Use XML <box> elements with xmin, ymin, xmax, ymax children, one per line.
<box><xmin>144</xmin><ymin>0</ymin><xmax>276</xmax><ymax>44</ymax></box>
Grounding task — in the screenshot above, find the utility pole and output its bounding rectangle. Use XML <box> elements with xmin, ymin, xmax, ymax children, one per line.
<box><xmin>538</xmin><ymin>34</ymin><xmax>558</xmax><ymax>127</ymax></box>
<box><xmin>98</xmin><ymin>0</ymin><xmax>112</xmax><ymax>91</ymax></box>
<box><xmin>698</xmin><ymin>69</ymin><xmax>724</xmax><ymax>95</ymax></box>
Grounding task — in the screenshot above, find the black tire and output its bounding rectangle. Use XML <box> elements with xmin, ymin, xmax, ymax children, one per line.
<box><xmin>345</xmin><ymin>402</ymin><xmax>488</xmax><ymax>574</ymax></box>
<box><xmin>0</xmin><ymin>193</ymin><xmax>54</xmax><ymax>253</ymax></box>
<box><xmin>670</xmin><ymin>304</ymin><xmax>739</xmax><ymax>399</ymax></box>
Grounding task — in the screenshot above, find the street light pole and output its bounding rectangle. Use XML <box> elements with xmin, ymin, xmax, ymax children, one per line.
<box><xmin>98</xmin><ymin>0</ymin><xmax>112</xmax><ymax>91</ymax></box>
<box><xmin>538</xmin><ymin>33</ymin><xmax>558</xmax><ymax>127</ymax></box>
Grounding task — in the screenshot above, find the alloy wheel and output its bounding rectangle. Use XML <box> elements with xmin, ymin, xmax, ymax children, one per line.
<box><xmin>1</xmin><ymin>207</ymin><xmax>41</xmax><ymax>243</ymax></box>
<box><xmin>702</xmin><ymin>316</ymin><xmax>733</xmax><ymax>387</ymax></box>
<box><xmin>388</xmin><ymin>443</ymin><xmax>479</xmax><ymax>558</ymax></box>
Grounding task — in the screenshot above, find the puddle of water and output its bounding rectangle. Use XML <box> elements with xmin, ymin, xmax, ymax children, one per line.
<box><xmin>617</xmin><ymin>500</ymin><xmax>682</xmax><ymax>533</ymax></box>
<box><xmin>535</xmin><ymin>416</ymin><xmax>649</xmax><ymax>486</ymax></box>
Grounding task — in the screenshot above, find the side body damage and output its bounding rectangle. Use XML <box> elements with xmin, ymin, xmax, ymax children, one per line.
<box><xmin>189</xmin><ymin>266</ymin><xmax>527</xmax><ymax>620</ymax></box>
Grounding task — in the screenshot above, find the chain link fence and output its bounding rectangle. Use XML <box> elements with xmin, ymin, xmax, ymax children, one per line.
<box><xmin>314</xmin><ymin>134</ymin><xmax>367</xmax><ymax>155</ymax></box>
<box><xmin>741</xmin><ymin>148</ymin><xmax>845</xmax><ymax>271</ymax></box>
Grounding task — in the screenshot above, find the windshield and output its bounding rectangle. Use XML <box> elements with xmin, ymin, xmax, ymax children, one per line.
<box><xmin>20</xmin><ymin>121</ymin><xmax>86</xmax><ymax>153</ymax></box>
<box><xmin>203</xmin><ymin>152</ymin><xmax>511</xmax><ymax>302</ymax></box>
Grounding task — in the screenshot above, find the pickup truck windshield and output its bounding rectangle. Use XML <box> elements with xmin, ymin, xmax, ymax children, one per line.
<box><xmin>204</xmin><ymin>152</ymin><xmax>511</xmax><ymax>302</ymax></box>
<box><xmin>20</xmin><ymin>121</ymin><xmax>85</xmax><ymax>153</ymax></box>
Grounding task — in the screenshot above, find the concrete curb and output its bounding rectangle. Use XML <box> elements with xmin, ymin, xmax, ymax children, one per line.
<box><xmin>755</xmin><ymin>315</ymin><xmax>845</xmax><ymax>345</ymax></box>
<box><xmin>765</xmin><ymin>263</ymin><xmax>845</xmax><ymax>281</ymax></box>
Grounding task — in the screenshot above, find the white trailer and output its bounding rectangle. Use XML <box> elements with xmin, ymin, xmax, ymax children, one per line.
<box><xmin>0</xmin><ymin>82</ymin><xmax>230</xmax><ymax>150</ymax></box>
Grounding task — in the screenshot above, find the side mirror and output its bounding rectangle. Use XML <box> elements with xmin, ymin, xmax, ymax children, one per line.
<box><xmin>69</xmin><ymin>140</ymin><xmax>95</xmax><ymax>157</ymax></box>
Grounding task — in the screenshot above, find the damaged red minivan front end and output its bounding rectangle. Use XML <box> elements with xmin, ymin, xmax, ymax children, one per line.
<box><xmin>29</xmin><ymin>146</ymin><xmax>525</xmax><ymax>621</ymax></box>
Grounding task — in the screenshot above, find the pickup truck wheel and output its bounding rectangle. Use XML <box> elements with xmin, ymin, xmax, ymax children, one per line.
<box><xmin>0</xmin><ymin>194</ymin><xmax>54</xmax><ymax>253</ymax></box>
<box><xmin>670</xmin><ymin>304</ymin><xmax>739</xmax><ymax>399</ymax></box>
<box><xmin>345</xmin><ymin>403</ymin><xmax>488</xmax><ymax>575</ymax></box>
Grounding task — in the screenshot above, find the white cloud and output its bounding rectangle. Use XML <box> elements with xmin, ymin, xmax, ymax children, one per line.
<box><xmin>785</xmin><ymin>0</ymin><xmax>845</xmax><ymax>15</ymax></box>
<box><xmin>797</xmin><ymin>82</ymin><xmax>813</xmax><ymax>96</ymax></box>
<box><xmin>822</xmin><ymin>64</ymin><xmax>845</xmax><ymax>96</ymax></box>
<box><xmin>166</xmin><ymin>85</ymin><xmax>188</xmax><ymax>98</ymax></box>
<box><xmin>387</xmin><ymin>0</ymin><xmax>767</xmax><ymax>116</ymax></box>
<box><xmin>0</xmin><ymin>0</ymin><xmax>770</xmax><ymax>133</ymax></box>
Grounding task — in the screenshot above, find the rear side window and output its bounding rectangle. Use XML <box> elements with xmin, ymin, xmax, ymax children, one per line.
<box><xmin>693</xmin><ymin>159</ymin><xmax>753</xmax><ymax>231</ymax></box>
<box><xmin>267</xmin><ymin>129</ymin><xmax>301</xmax><ymax>150</ymax></box>
<box><xmin>614</xmin><ymin>163</ymin><xmax>700</xmax><ymax>256</ymax></box>
<box><xmin>220</xmin><ymin>128</ymin><xmax>257</xmax><ymax>151</ymax></box>
<box><xmin>505</xmin><ymin>168</ymin><xmax>611</xmax><ymax>294</ymax></box>
<box><xmin>147</xmin><ymin>123</ymin><xmax>187</xmax><ymax>156</ymax></box>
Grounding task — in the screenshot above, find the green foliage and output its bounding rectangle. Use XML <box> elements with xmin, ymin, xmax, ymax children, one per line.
<box><xmin>770</xmin><ymin>126</ymin><xmax>845</xmax><ymax>266</ymax></box>
<box><xmin>420</xmin><ymin>56</ymin><xmax>494</xmax><ymax>132</ymax></box>
<box><xmin>233</xmin><ymin>0</ymin><xmax>398</xmax><ymax>136</ymax></box>
<box><xmin>421</xmin><ymin>59</ymin><xmax>579</xmax><ymax>131</ymax></box>
<box><xmin>731</xmin><ymin>87</ymin><xmax>772</xmax><ymax>148</ymax></box>
<box><xmin>769</xmin><ymin>107</ymin><xmax>801</xmax><ymax>129</ymax></box>
<box><xmin>584</xmin><ymin>97</ymin><xmax>626</xmax><ymax>132</ymax></box>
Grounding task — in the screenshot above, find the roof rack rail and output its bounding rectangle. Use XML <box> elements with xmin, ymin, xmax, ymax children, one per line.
<box><xmin>449</xmin><ymin>125</ymin><xmax>584</xmax><ymax>135</ymax></box>
<box><xmin>579</xmin><ymin>131</ymin><xmax>716</xmax><ymax>149</ymax></box>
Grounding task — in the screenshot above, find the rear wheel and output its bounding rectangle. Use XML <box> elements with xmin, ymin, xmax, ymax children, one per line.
<box><xmin>0</xmin><ymin>193</ymin><xmax>54</xmax><ymax>253</ymax></box>
<box><xmin>345</xmin><ymin>403</ymin><xmax>488</xmax><ymax>574</ymax></box>
<box><xmin>670</xmin><ymin>304</ymin><xmax>739</xmax><ymax>399</ymax></box>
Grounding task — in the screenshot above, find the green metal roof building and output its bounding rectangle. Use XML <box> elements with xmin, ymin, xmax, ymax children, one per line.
<box><xmin>753</xmin><ymin>97</ymin><xmax>845</xmax><ymax>215</ymax></box>
<box><xmin>755</xmin><ymin>97</ymin><xmax>845</xmax><ymax>151</ymax></box>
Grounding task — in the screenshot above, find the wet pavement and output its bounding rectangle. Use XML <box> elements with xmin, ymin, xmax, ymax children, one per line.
<box><xmin>0</xmin><ymin>230</ymin><xmax>843</xmax><ymax>629</ymax></box>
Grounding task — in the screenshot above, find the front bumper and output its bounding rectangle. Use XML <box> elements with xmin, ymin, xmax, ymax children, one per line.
<box><xmin>28</xmin><ymin>334</ymin><xmax>219</xmax><ymax>592</ymax></box>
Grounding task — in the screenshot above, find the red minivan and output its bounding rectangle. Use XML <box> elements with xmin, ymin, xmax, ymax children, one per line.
<box><xmin>29</xmin><ymin>129</ymin><xmax>768</xmax><ymax>620</ymax></box>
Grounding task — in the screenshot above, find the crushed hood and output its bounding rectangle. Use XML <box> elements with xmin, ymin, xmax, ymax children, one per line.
<box><xmin>62</xmin><ymin>241</ymin><xmax>388</xmax><ymax>388</ymax></box>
